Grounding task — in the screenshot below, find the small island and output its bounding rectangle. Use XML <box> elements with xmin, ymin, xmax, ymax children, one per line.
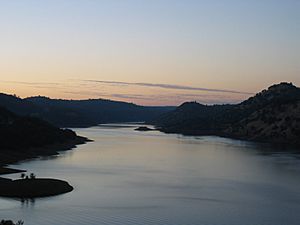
<box><xmin>0</xmin><ymin>106</ymin><xmax>91</xmax><ymax>199</ymax></box>
<box><xmin>134</xmin><ymin>126</ymin><xmax>155</xmax><ymax>132</ymax></box>
<box><xmin>0</xmin><ymin>176</ymin><xmax>73</xmax><ymax>198</ymax></box>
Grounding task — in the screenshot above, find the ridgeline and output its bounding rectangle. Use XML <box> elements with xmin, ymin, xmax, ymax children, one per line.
<box><xmin>0</xmin><ymin>106</ymin><xmax>89</xmax><ymax>173</ymax></box>
<box><xmin>152</xmin><ymin>82</ymin><xmax>300</xmax><ymax>146</ymax></box>
<box><xmin>0</xmin><ymin>94</ymin><xmax>174</xmax><ymax>128</ymax></box>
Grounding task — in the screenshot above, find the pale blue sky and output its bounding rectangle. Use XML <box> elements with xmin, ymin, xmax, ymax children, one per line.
<box><xmin>0</xmin><ymin>0</ymin><xmax>299</xmax><ymax>105</ymax></box>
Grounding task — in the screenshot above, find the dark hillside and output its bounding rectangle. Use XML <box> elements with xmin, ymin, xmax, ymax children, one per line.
<box><xmin>26</xmin><ymin>96</ymin><xmax>174</xmax><ymax>127</ymax></box>
<box><xmin>0</xmin><ymin>107</ymin><xmax>88</xmax><ymax>166</ymax></box>
<box><xmin>153</xmin><ymin>82</ymin><xmax>300</xmax><ymax>145</ymax></box>
<box><xmin>0</xmin><ymin>94</ymin><xmax>174</xmax><ymax>127</ymax></box>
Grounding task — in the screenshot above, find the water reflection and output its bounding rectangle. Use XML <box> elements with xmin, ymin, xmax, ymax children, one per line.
<box><xmin>20</xmin><ymin>198</ymin><xmax>35</xmax><ymax>208</ymax></box>
<box><xmin>0</xmin><ymin>125</ymin><xmax>300</xmax><ymax>225</ymax></box>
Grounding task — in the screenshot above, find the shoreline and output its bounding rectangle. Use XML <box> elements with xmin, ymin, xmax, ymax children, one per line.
<box><xmin>0</xmin><ymin>167</ymin><xmax>26</xmax><ymax>175</ymax></box>
<box><xmin>0</xmin><ymin>135</ymin><xmax>91</xmax><ymax>176</ymax></box>
<box><xmin>157</xmin><ymin>127</ymin><xmax>300</xmax><ymax>149</ymax></box>
<box><xmin>0</xmin><ymin>135</ymin><xmax>90</xmax><ymax>198</ymax></box>
<box><xmin>0</xmin><ymin>178</ymin><xmax>74</xmax><ymax>198</ymax></box>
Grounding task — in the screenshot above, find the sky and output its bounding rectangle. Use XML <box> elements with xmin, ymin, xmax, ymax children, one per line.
<box><xmin>0</xmin><ymin>0</ymin><xmax>299</xmax><ymax>106</ymax></box>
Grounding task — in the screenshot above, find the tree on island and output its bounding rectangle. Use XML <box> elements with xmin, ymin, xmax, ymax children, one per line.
<box><xmin>20</xmin><ymin>173</ymin><xmax>25</xmax><ymax>179</ymax></box>
<box><xmin>20</xmin><ymin>173</ymin><xmax>36</xmax><ymax>180</ymax></box>
<box><xmin>30</xmin><ymin>173</ymin><xmax>36</xmax><ymax>179</ymax></box>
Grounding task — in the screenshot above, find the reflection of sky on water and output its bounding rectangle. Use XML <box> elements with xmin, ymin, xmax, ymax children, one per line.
<box><xmin>1</xmin><ymin>125</ymin><xmax>300</xmax><ymax>225</ymax></box>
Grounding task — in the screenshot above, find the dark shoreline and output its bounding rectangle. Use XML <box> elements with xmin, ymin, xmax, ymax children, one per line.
<box><xmin>0</xmin><ymin>135</ymin><xmax>91</xmax><ymax>175</ymax></box>
<box><xmin>0</xmin><ymin>178</ymin><xmax>74</xmax><ymax>198</ymax></box>
<box><xmin>156</xmin><ymin>127</ymin><xmax>300</xmax><ymax>150</ymax></box>
<box><xmin>134</xmin><ymin>126</ymin><xmax>156</xmax><ymax>131</ymax></box>
<box><xmin>0</xmin><ymin>167</ymin><xmax>26</xmax><ymax>175</ymax></box>
<box><xmin>0</xmin><ymin>135</ymin><xmax>91</xmax><ymax>198</ymax></box>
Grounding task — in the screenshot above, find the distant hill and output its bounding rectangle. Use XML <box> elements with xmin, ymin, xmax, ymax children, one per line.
<box><xmin>152</xmin><ymin>82</ymin><xmax>300</xmax><ymax>145</ymax></box>
<box><xmin>0</xmin><ymin>106</ymin><xmax>88</xmax><ymax>166</ymax></box>
<box><xmin>0</xmin><ymin>94</ymin><xmax>175</xmax><ymax>127</ymax></box>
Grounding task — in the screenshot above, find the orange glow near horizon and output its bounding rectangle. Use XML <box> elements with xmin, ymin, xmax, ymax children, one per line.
<box><xmin>0</xmin><ymin>79</ymin><xmax>255</xmax><ymax>106</ymax></box>
<box><xmin>0</xmin><ymin>1</ymin><xmax>299</xmax><ymax>105</ymax></box>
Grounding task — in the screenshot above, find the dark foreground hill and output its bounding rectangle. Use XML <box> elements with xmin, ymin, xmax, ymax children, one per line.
<box><xmin>0</xmin><ymin>107</ymin><xmax>88</xmax><ymax>167</ymax></box>
<box><xmin>0</xmin><ymin>94</ymin><xmax>174</xmax><ymax>127</ymax></box>
<box><xmin>152</xmin><ymin>82</ymin><xmax>300</xmax><ymax>146</ymax></box>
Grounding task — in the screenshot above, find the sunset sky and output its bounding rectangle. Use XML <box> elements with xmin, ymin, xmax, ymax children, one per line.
<box><xmin>0</xmin><ymin>0</ymin><xmax>299</xmax><ymax>106</ymax></box>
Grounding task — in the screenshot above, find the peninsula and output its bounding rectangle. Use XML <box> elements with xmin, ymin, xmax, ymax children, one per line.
<box><xmin>0</xmin><ymin>106</ymin><xmax>89</xmax><ymax>197</ymax></box>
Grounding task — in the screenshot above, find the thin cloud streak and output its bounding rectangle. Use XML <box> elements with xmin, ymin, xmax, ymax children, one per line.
<box><xmin>83</xmin><ymin>80</ymin><xmax>254</xmax><ymax>95</ymax></box>
<box><xmin>65</xmin><ymin>90</ymin><xmax>244</xmax><ymax>105</ymax></box>
<box><xmin>0</xmin><ymin>80</ymin><xmax>61</xmax><ymax>86</ymax></box>
<box><xmin>1</xmin><ymin>79</ymin><xmax>251</xmax><ymax>105</ymax></box>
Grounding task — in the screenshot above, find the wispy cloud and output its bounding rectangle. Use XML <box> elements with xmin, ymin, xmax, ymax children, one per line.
<box><xmin>83</xmin><ymin>80</ymin><xmax>253</xmax><ymax>95</ymax></box>
<box><xmin>64</xmin><ymin>89</ymin><xmax>245</xmax><ymax>105</ymax></box>
<box><xmin>0</xmin><ymin>79</ymin><xmax>252</xmax><ymax>105</ymax></box>
<box><xmin>0</xmin><ymin>80</ymin><xmax>61</xmax><ymax>86</ymax></box>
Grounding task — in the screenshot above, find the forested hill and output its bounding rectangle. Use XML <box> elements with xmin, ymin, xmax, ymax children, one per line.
<box><xmin>152</xmin><ymin>82</ymin><xmax>300</xmax><ymax>145</ymax></box>
<box><xmin>0</xmin><ymin>94</ymin><xmax>174</xmax><ymax>127</ymax></box>
<box><xmin>0</xmin><ymin>106</ymin><xmax>87</xmax><ymax>166</ymax></box>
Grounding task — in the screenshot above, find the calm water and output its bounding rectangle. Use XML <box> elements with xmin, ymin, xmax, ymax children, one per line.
<box><xmin>1</xmin><ymin>124</ymin><xmax>300</xmax><ymax>225</ymax></box>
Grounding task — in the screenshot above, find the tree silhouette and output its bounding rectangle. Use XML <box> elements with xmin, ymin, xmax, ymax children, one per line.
<box><xmin>30</xmin><ymin>173</ymin><xmax>36</xmax><ymax>179</ymax></box>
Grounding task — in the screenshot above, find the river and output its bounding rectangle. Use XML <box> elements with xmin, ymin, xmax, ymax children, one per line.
<box><xmin>1</xmin><ymin>124</ymin><xmax>300</xmax><ymax>225</ymax></box>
